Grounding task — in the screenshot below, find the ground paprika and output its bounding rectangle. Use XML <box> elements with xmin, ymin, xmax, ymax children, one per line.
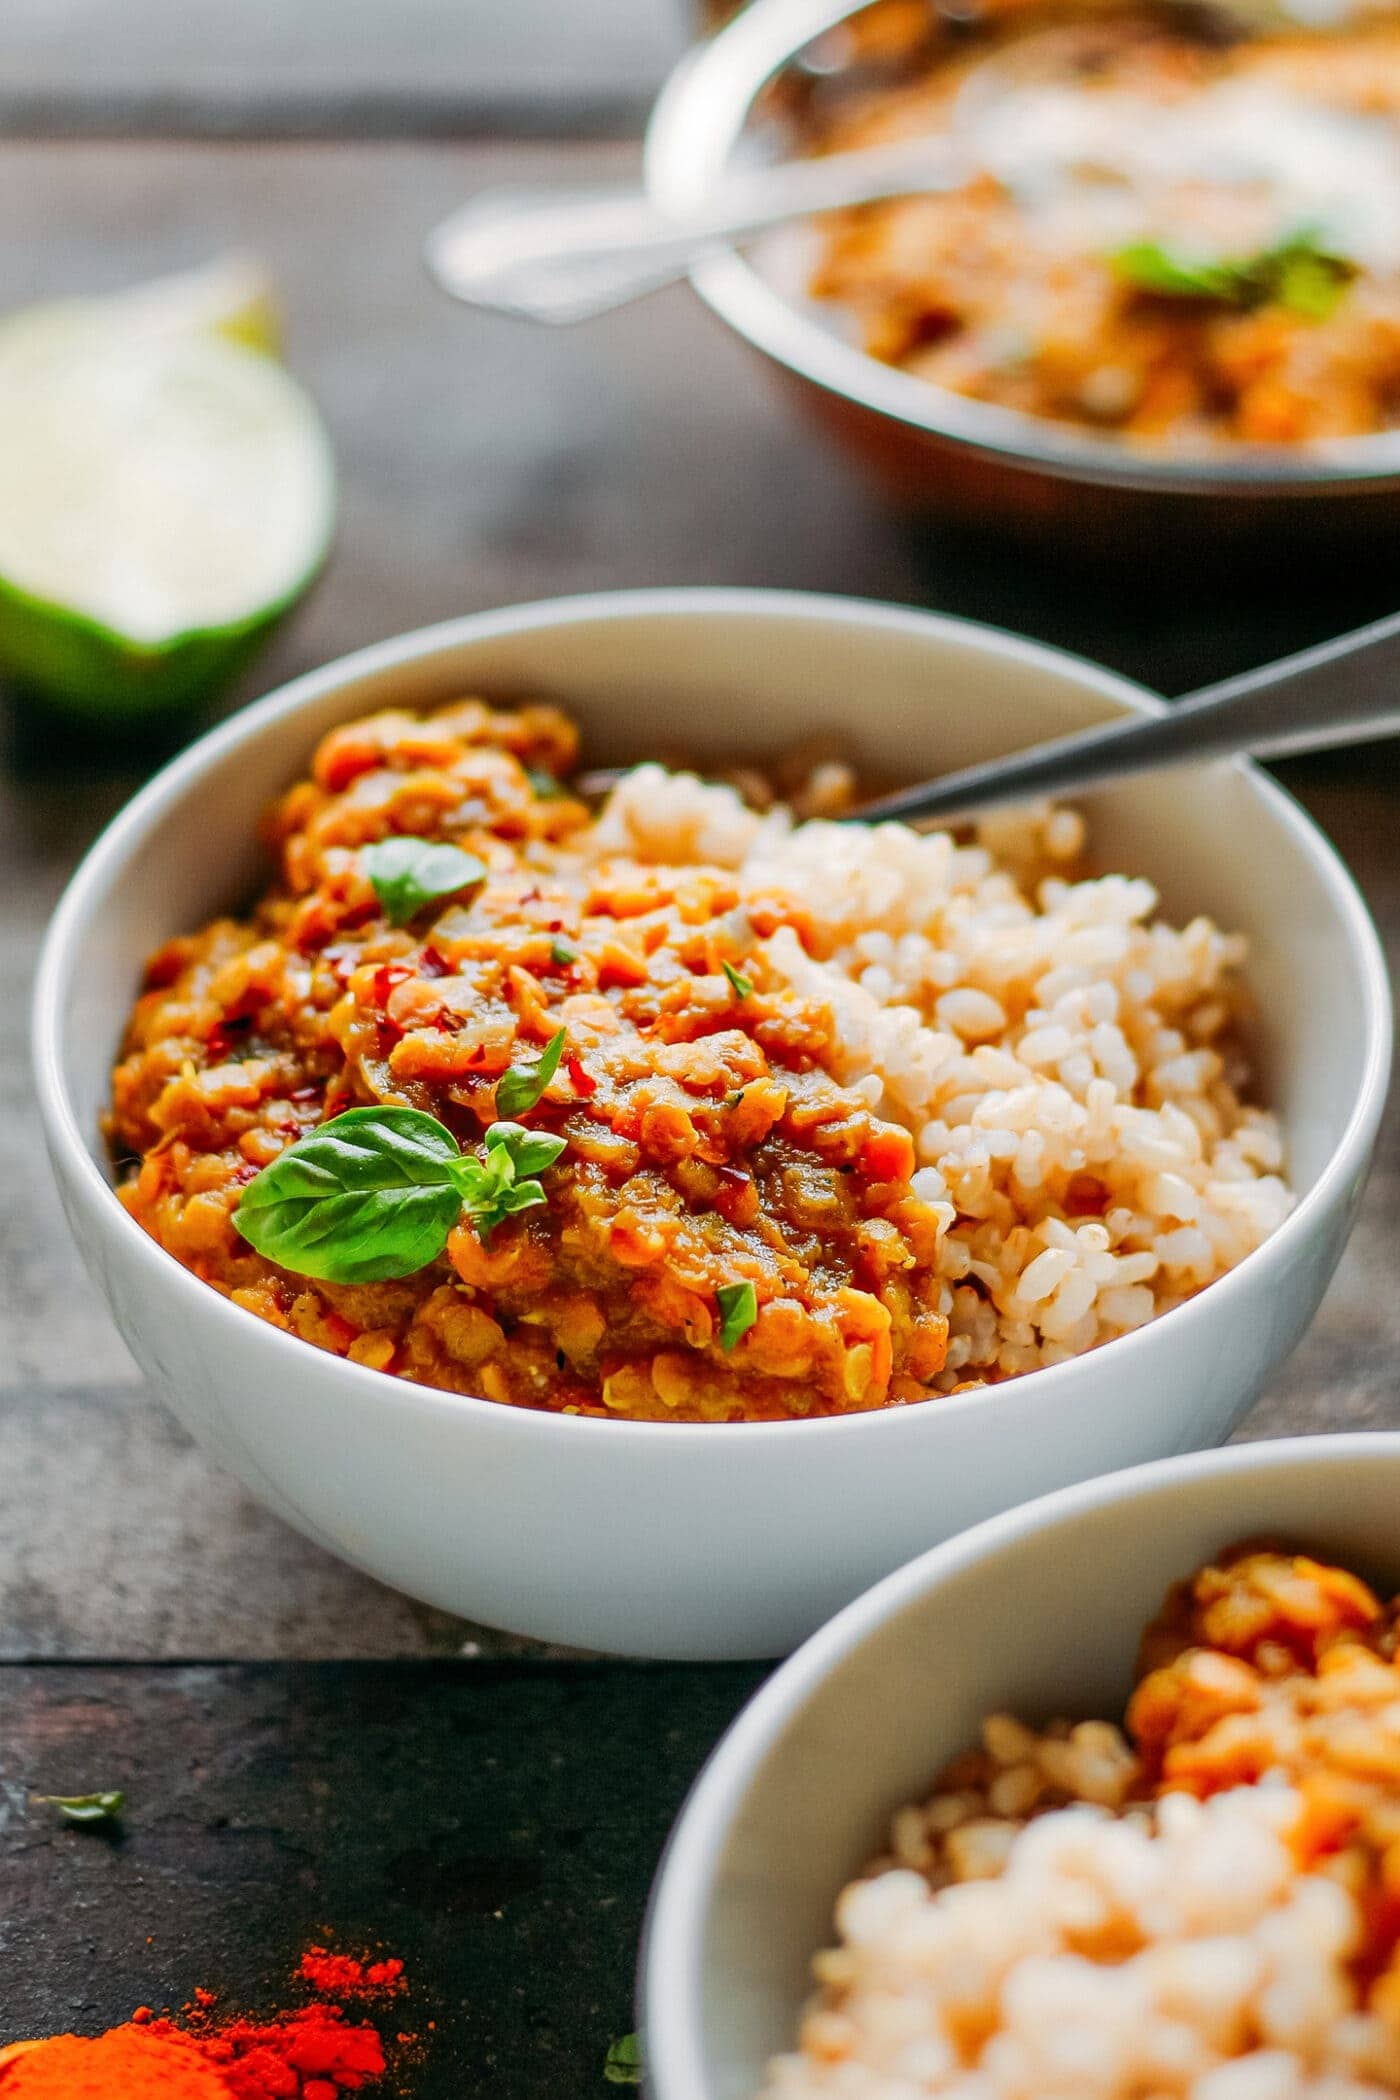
<box><xmin>0</xmin><ymin>1952</ymin><xmax>398</xmax><ymax>2098</ymax></box>
<box><xmin>0</xmin><ymin>2028</ymin><xmax>229</xmax><ymax>2099</ymax></box>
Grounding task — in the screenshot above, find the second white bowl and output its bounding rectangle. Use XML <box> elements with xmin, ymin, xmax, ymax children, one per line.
<box><xmin>32</xmin><ymin>590</ymin><xmax>1391</xmax><ymax>1657</ymax></box>
<box><xmin>641</xmin><ymin>1434</ymin><xmax>1400</xmax><ymax>2100</ymax></box>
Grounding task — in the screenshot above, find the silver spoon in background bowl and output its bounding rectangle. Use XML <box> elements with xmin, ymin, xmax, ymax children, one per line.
<box><xmin>424</xmin><ymin>134</ymin><xmax>969</xmax><ymax>326</ymax></box>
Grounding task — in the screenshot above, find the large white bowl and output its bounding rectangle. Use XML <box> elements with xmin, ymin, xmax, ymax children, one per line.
<box><xmin>32</xmin><ymin>590</ymin><xmax>1391</xmax><ymax>1659</ymax></box>
<box><xmin>641</xmin><ymin>1434</ymin><xmax>1400</xmax><ymax>2100</ymax></box>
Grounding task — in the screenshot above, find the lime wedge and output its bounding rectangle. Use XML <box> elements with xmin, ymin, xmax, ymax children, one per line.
<box><xmin>98</xmin><ymin>251</ymin><xmax>285</xmax><ymax>358</ymax></box>
<box><xmin>0</xmin><ymin>261</ymin><xmax>334</xmax><ymax>721</ymax></box>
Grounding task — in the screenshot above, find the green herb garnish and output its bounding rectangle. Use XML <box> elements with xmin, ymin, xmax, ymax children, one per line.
<box><xmin>362</xmin><ymin>836</ymin><xmax>487</xmax><ymax>927</ymax></box>
<box><xmin>496</xmin><ymin>1026</ymin><xmax>566</xmax><ymax>1117</ymax></box>
<box><xmin>39</xmin><ymin>1791</ymin><xmax>125</xmax><ymax>1825</ymax></box>
<box><xmin>469</xmin><ymin>1121</ymin><xmax>568</xmax><ymax>1241</ymax></box>
<box><xmin>603</xmin><ymin>2034</ymin><xmax>644</xmax><ymax>2086</ymax></box>
<box><xmin>526</xmin><ymin>766</ymin><xmax>568</xmax><ymax>801</ymax></box>
<box><xmin>550</xmin><ymin>937</ymin><xmax>579</xmax><ymax>966</ymax></box>
<box><xmin>715</xmin><ymin>1280</ymin><xmax>758</xmax><ymax>1352</ymax></box>
<box><xmin>1112</xmin><ymin>241</ymin><xmax>1242</xmax><ymax>302</ymax></box>
<box><xmin>233</xmin><ymin>1107</ymin><xmax>566</xmax><ymax>1281</ymax></box>
<box><xmin>724</xmin><ymin>1087</ymin><xmax>746</xmax><ymax>1110</ymax></box>
<box><xmin>1113</xmin><ymin>228</ymin><xmax>1356</xmax><ymax>320</ymax></box>
<box><xmin>1273</xmin><ymin>241</ymin><xmax>1355</xmax><ymax>320</ymax></box>
<box><xmin>721</xmin><ymin>960</ymin><xmax>753</xmax><ymax>1000</ymax></box>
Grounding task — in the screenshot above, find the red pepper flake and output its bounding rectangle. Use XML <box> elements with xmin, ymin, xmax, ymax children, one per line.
<box><xmin>370</xmin><ymin>964</ymin><xmax>413</xmax><ymax>1007</ymax></box>
<box><xmin>567</xmin><ymin>1053</ymin><xmax>597</xmax><ymax>1099</ymax></box>
<box><xmin>418</xmin><ymin>945</ymin><xmax>450</xmax><ymax>979</ymax></box>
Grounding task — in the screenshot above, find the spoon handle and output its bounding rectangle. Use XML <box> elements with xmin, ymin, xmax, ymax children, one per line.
<box><xmin>424</xmin><ymin>139</ymin><xmax>965</xmax><ymax>324</ymax></box>
<box><xmin>852</xmin><ymin>609</ymin><xmax>1400</xmax><ymax>826</ymax></box>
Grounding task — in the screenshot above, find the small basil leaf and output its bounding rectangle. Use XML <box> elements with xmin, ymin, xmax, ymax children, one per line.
<box><xmin>456</xmin><ymin>1120</ymin><xmax>569</xmax><ymax>1243</ymax></box>
<box><xmin>234</xmin><ymin>1106</ymin><xmax>466</xmax><ymax>1283</ymax></box>
<box><xmin>721</xmin><ymin>960</ymin><xmax>753</xmax><ymax>1000</ymax></box>
<box><xmin>363</xmin><ymin>836</ymin><xmax>487</xmax><ymax>927</ymax></box>
<box><xmin>40</xmin><ymin>1791</ymin><xmax>125</xmax><ymax>1825</ymax></box>
<box><xmin>494</xmin><ymin>1179</ymin><xmax>549</xmax><ymax>1216</ymax></box>
<box><xmin>550</xmin><ymin>937</ymin><xmax>579</xmax><ymax>965</ymax></box>
<box><xmin>1274</xmin><ymin>246</ymin><xmax>1351</xmax><ymax>319</ymax></box>
<box><xmin>486</xmin><ymin>1122</ymin><xmax>568</xmax><ymax>1179</ymax></box>
<box><xmin>1113</xmin><ymin>240</ymin><xmax>1242</xmax><ymax>301</ymax></box>
<box><xmin>716</xmin><ymin>1280</ymin><xmax>758</xmax><ymax>1352</ymax></box>
<box><xmin>1114</xmin><ymin>228</ymin><xmax>1355</xmax><ymax>318</ymax></box>
<box><xmin>496</xmin><ymin>1028</ymin><xmax>566</xmax><ymax>1117</ymax></box>
<box><xmin>604</xmin><ymin>2034</ymin><xmax>643</xmax><ymax>2086</ymax></box>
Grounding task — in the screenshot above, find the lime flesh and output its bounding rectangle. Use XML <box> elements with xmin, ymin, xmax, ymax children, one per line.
<box><xmin>0</xmin><ymin>275</ymin><xmax>334</xmax><ymax>721</ymax></box>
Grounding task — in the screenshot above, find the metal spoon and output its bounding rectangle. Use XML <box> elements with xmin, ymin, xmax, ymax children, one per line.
<box><xmin>850</xmin><ymin>607</ymin><xmax>1400</xmax><ymax>825</ymax></box>
<box><xmin>425</xmin><ymin>136</ymin><xmax>967</xmax><ymax>325</ymax></box>
<box><xmin>424</xmin><ymin>0</ymin><xmax>1349</xmax><ymax>327</ymax></box>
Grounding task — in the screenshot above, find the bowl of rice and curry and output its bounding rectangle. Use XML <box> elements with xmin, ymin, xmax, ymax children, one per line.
<box><xmin>640</xmin><ymin>1434</ymin><xmax>1400</xmax><ymax>2100</ymax></box>
<box><xmin>32</xmin><ymin>591</ymin><xmax>1388</xmax><ymax>1655</ymax></box>
<box><xmin>646</xmin><ymin>0</ymin><xmax>1400</xmax><ymax>547</ymax></box>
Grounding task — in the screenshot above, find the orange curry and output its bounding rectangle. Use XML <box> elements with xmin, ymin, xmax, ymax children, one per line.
<box><xmin>108</xmin><ymin>700</ymin><xmax>950</xmax><ymax>1422</ymax></box>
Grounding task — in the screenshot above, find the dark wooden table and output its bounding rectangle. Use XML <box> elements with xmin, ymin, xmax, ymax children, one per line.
<box><xmin>4</xmin><ymin>7</ymin><xmax>1400</xmax><ymax>2085</ymax></box>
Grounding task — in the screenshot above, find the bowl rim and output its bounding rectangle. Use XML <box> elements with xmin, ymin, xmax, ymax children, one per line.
<box><xmin>643</xmin><ymin>0</ymin><xmax>1400</xmax><ymax>498</ymax></box>
<box><xmin>31</xmin><ymin>585</ymin><xmax>1392</xmax><ymax>1455</ymax></box>
<box><xmin>638</xmin><ymin>1428</ymin><xmax>1400</xmax><ymax>2100</ymax></box>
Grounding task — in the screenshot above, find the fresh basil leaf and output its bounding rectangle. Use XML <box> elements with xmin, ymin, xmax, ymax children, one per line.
<box><xmin>40</xmin><ymin>1791</ymin><xmax>124</xmax><ymax>1825</ymax></box>
<box><xmin>234</xmin><ymin>1106</ymin><xmax>466</xmax><ymax>1283</ymax></box>
<box><xmin>465</xmin><ymin>1120</ymin><xmax>567</xmax><ymax>1242</ymax></box>
<box><xmin>494</xmin><ymin>1179</ymin><xmax>549</xmax><ymax>1216</ymax></box>
<box><xmin>603</xmin><ymin>2034</ymin><xmax>643</xmax><ymax>2086</ymax></box>
<box><xmin>1114</xmin><ymin>228</ymin><xmax>1355</xmax><ymax>318</ymax></box>
<box><xmin>486</xmin><ymin>1121</ymin><xmax>568</xmax><ymax>1179</ymax></box>
<box><xmin>716</xmin><ymin>1280</ymin><xmax>758</xmax><ymax>1352</ymax></box>
<box><xmin>550</xmin><ymin>937</ymin><xmax>579</xmax><ymax>965</ymax></box>
<box><xmin>363</xmin><ymin>836</ymin><xmax>487</xmax><ymax>927</ymax></box>
<box><xmin>1274</xmin><ymin>245</ymin><xmax>1352</xmax><ymax>319</ymax></box>
<box><xmin>526</xmin><ymin>766</ymin><xmax>568</xmax><ymax>801</ymax></box>
<box><xmin>496</xmin><ymin>1027</ymin><xmax>566</xmax><ymax>1117</ymax></box>
<box><xmin>1113</xmin><ymin>240</ymin><xmax>1242</xmax><ymax>301</ymax></box>
<box><xmin>234</xmin><ymin>1107</ymin><xmax>570</xmax><ymax>1276</ymax></box>
<box><xmin>721</xmin><ymin>960</ymin><xmax>754</xmax><ymax>1000</ymax></box>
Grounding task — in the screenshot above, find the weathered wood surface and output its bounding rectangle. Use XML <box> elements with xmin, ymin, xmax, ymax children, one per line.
<box><xmin>3</xmin><ymin>134</ymin><xmax>1400</xmax><ymax>1667</ymax></box>
<box><xmin>1</xmin><ymin>0</ymin><xmax>688</xmax><ymax>136</ymax></box>
<box><xmin>0</xmin><ymin>1659</ymin><xmax>766</xmax><ymax>2080</ymax></box>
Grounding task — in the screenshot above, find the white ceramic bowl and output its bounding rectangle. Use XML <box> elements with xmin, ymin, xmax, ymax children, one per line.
<box><xmin>641</xmin><ymin>1433</ymin><xmax>1400</xmax><ymax>2100</ymax></box>
<box><xmin>32</xmin><ymin>590</ymin><xmax>1391</xmax><ymax>1659</ymax></box>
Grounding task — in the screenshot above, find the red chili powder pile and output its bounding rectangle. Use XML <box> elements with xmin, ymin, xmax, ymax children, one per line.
<box><xmin>0</xmin><ymin>1946</ymin><xmax>406</xmax><ymax>2099</ymax></box>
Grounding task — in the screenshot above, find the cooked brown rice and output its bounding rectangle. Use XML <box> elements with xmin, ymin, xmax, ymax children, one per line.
<box><xmin>596</xmin><ymin>769</ymin><xmax>1293</xmax><ymax>1392</ymax></box>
